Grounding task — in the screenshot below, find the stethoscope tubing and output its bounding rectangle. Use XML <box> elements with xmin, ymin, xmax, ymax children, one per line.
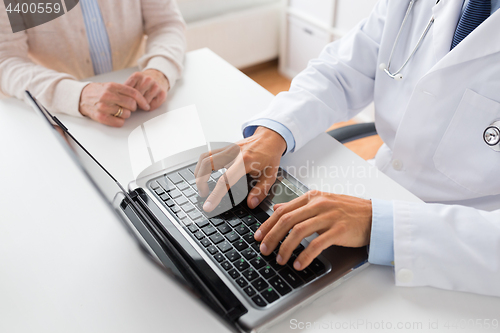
<box><xmin>381</xmin><ymin>0</ymin><xmax>436</xmax><ymax>80</ymax></box>
<box><xmin>382</xmin><ymin>0</ymin><xmax>499</xmax><ymax>152</ymax></box>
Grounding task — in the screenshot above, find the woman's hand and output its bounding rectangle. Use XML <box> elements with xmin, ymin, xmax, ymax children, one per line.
<box><xmin>125</xmin><ymin>69</ymin><xmax>170</xmax><ymax>111</ymax></box>
<box><xmin>79</xmin><ymin>82</ymin><xmax>150</xmax><ymax>127</ymax></box>
<box><xmin>255</xmin><ymin>191</ymin><xmax>372</xmax><ymax>271</ymax></box>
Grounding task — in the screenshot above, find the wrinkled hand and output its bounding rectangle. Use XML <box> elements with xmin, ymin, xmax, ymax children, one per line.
<box><xmin>79</xmin><ymin>82</ymin><xmax>150</xmax><ymax>127</ymax></box>
<box><xmin>255</xmin><ymin>191</ymin><xmax>372</xmax><ymax>271</ymax></box>
<box><xmin>194</xmin><ymin>127</ymin><xmax>287</xmax><ymax>212</ymax></box>
<box><xmin>125</xmin><ymin>69</ymin><xmax>170</xmax><ymax>111</ymax></box>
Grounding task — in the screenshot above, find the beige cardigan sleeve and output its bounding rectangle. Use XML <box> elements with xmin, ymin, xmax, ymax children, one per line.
<box><xmin>138</xmin><ymin>0</ymin><xmax>186</xmax><ymax>89</ymax></box>
<box><xmin>0</xmin><ymin>9</ymin><xmax>90</xmax><ymax>117</ymax></box>
<box><xmin>0</xmin><ymin>0</ymin><xmax>186</xmax><ymax>117</ymax></box>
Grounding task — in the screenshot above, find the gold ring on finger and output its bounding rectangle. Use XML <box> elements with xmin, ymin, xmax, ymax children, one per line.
<box><xmin>113</xmin><ymin>107</ymin><xmax>123</xmax><ymax>118</ymax></box>
<box><xmin>209</xmin><ymin>154</ymin><xmax>215</xmax><ymax>171</ymax></box>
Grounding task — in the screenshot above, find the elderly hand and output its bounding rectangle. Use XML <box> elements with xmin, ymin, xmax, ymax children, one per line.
<box><xmin>125</xmin><ymin>69</ymin><xmax>170</xmax><ymax>111</ymax></box>
<box><xmin>79</xmin><ymin>82</ymin><xmax>150</xmax><ymax>127</ymax></box>
<box><xmin>254</xmin><ymin>191</ymin><xmax>372</xmax><ymax>271</ymax></box>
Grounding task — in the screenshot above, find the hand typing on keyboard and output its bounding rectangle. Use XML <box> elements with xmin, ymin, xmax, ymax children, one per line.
<box><xmin>254</xmin><ymin>191</ymin><xmax>372</xmax><ymax>271</ymax></box>
<box><xmin>193</xmin><ymin>127</ymin><xmax>287</xmax><ymax>213</ymax></box>
<box><xmin>150</xmin><ymin>155</ymin><xmax>330</xmax><ymax>307</ymax></box>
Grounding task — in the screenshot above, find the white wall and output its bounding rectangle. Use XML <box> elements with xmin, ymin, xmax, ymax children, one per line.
<box><xmin>335</xmin><ymin>0</ymin><xmax>380</xmax><ymax>34</ymax></box>
<box><xmin>335</xmin><ymin>0</ymin><xmax>378</xmax><ymax>122</ymax></box>
<box><xmin>282</xmin><ymin>0</ymin><xmax>379</xmax><ymax>123</ymax></box>
<box><xmin>179</xmin><ymin>1</ymin><xmax>282</xmax><ymax>69</ymax></box>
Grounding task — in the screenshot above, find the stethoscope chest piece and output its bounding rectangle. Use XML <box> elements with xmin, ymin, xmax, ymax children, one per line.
<box><xmin>484</xmin><ymin>121</ymin><xmax>500</xmax><ymax>152</ymax></box>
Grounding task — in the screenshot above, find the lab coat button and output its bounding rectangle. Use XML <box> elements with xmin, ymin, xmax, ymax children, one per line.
<box><xmin>397</xmin><ymin>268</ymin><xmax>414</xmax><ymax>283</ymax></box>
<box><xmin>392</xmin><ymin>159</ymin><xmax>403</xmax><ymax>171</ymax></box>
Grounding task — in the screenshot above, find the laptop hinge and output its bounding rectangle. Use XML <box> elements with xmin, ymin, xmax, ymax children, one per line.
<box><xmin>124</xmin><ymin>188</ymin><xmax>248</xmax><ymax>324</ymax></box>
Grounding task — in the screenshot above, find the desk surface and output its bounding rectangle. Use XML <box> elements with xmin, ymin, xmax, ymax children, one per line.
<box><xmin>1</xmin><ymin>49</ymin><xmax>499</xmax><ymax>333</ymax></box>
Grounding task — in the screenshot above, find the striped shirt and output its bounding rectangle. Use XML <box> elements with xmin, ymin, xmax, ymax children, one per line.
<box><xmin>80</xmin><ymin>0</ymin><xmax>113</xmax><ymax>75</ymax></box>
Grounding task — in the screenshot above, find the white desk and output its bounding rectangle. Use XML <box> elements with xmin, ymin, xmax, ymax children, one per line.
<box><xmin>1</xmin><ymin>49</ymin><xmax>499</xmax><ymax>333</ymax></box>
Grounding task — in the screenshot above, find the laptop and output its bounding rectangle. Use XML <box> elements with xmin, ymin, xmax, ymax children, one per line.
<box><xmin>26</xmin><ymin>91</ymin><xmax>368</xmax><ymax>332</ymax></box>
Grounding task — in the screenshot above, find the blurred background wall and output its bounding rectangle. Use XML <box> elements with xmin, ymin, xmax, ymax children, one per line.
<box><xmin>178</xmin><ymin>0</ymin><xmax>382</xmax><ymax>159</ymax></box>
<box><xmin>178</xmin><ymin>0</ymin><xmax>379</xmax><ymax>125</ymax></box>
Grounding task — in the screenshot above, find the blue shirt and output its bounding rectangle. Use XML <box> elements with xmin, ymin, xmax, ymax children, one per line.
<box><xmin>243</xmin><ymin>1</ymin><xmax>500</xmax><ymax>267</ymax></box>
<box><xmin>243</xmin><ymin>120</ymin><xmax>296</xmax><ymax>155</ymax></box>
<box><xmin>80</xmin><ymin>0</ymin><xmax>113</xmax><ymax>75</ymax></box>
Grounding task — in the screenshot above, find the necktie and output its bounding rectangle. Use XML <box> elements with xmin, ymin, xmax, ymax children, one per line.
<box><xmin>451</xmin><ymin>0</ymin><xmax>491</xmax><ymax>49</ymax></box>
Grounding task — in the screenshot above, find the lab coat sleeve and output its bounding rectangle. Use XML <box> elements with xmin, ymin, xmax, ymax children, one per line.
<box><xmin>139</xmin><ymin>0</ymin><xmax>186</xmax><ymax>90</ymax></box>
<box><xmin>393</xmin><ymin>201</ymin><xmax>500</xmax><ymax>297</ymax></box>
<box><xmin>242</xmin><ymin>0</ymin><xmax>388</xmax><ymax>151</ymax></box>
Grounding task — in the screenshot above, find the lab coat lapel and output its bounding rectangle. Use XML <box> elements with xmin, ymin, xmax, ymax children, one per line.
<box><xmin>429</xmin><ymin>4</ymin><xmax>500</xmax><ymax>73</ymax></box>
<box><xmin>431</xmin><ymin>0</ymin><xmax>462</xmax><ymax>62</ymax></box>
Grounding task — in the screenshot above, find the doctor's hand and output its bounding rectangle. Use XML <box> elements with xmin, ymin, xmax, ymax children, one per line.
<box><xmin>196</xmin><ymin>127</ymin><xmax>287</xmax><ymax>212</ymax></box>
<box><xmin>254</xmin><ymin>191</ymin><xmax>372</xmax><ymax>271</ymax></box>
<box><xmin>79</xmin><ymin>82</ymin><xmax>150</xmax><ymax>127</ymax></box>
<box><xmin>125</xmin><ymin>69</ymin><xmax>170</xmax><ymax>111</ymax></box>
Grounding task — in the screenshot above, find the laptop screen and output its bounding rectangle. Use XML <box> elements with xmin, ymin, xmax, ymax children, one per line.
<box><xmin>27</xmin><ymin>92</ymin><xmax>243</xmax><ymax>332</ymax></box>
<box><xmin>26</xmin><ymin>92</ymin><xmax>188</xmax><ymax>265</ymax></box>
<box><xmin>27</xmin><ymin>93</ymin><xmax>126</xmax><ymax>204</ymax></box>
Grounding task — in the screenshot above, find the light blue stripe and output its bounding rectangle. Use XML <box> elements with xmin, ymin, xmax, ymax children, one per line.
<box><xmin>91</xmin><ymin>3</ymin><xmax>110</xmax><ymax>73</ymax></box>
<box><xmin>368</xmin><ymin>199</ymin><xmax>395</xmax><ymax>266</ymax></box>
<box><xmin>88</xmin><ymin>2</ymin><xmax>110</xmax><ymax>74</ymax></box>
<box><xmin>80</xmin><ymin>0</ymin><xmax>113</xmax><ymax>75</ymax></box>
<box><xmin>82</xmin><ymin>1</ymin><xmax>105</xmax><ymax>73</ymax></box>
<box><xmin>243</xmin><ymin>119</ymin><xmax>296</xmax><ymax>155</ymax></box>
<box><xmin>92</xmin><ymin>2</ymin><xmax>111</xmax><ymax>73</ymax></box>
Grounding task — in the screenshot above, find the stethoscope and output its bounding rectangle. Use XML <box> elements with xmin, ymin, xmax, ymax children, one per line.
<box><xmin>381</xmin><ymin>0</ymin><xmax>500</xmax><ymax>152</ymax></box>
<box><xmin>380</xmin><ymin>0</ymin><xmax>439</xmax><ymax>80</ymax></box>
<box><xmin>484</xmin><ymin>121</ymin><xmax>500</xmax><ymax>151</ymax></box>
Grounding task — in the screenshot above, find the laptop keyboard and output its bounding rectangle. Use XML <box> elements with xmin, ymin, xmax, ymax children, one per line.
<box><xmin>148</xmin><ymin>165</ymin><xmax>327</xmax><ymax>308</ymax></box>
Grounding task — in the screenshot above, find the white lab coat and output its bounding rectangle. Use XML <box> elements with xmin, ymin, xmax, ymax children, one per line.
<box><xmin>244</xmin><ymin>0</ymin><xmax>500</xmax><ymax>296</ymax></box>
